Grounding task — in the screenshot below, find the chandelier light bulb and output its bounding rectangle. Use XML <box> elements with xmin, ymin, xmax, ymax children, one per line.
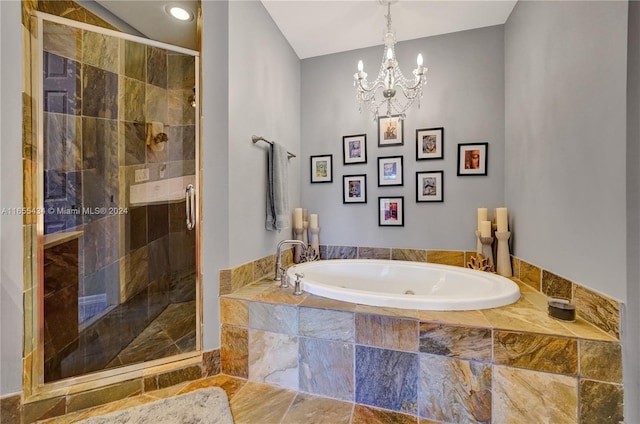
<box><xmin>417</xmin><ymin>54</ymin><xmax>423</xmax><ymax>67</ymax></box>
<box><xmin>386</xmin><ymin>48</ymin><xmax>393</xmax><ymax>61</ymax></box>
<box><xmin>358</xmin><ymin>60</ymin><xmax>364</xmax><ymax>72</ymax></box>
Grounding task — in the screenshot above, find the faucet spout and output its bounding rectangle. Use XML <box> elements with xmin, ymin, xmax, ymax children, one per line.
<box><xmin>274</xmin><ymin>239</ymin><xmax>307</xmax><ymax>281</ymax></box>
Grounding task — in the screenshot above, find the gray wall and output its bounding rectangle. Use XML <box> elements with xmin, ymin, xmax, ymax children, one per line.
<box><xmin>301</xmin><ymin>25</ymin><xmax>505</xmax><ymax>249</ymax></box>
<box><xmin>228</xmin><ymin>1</ymin><xmax>301</xmax><ymax>265</ymax></box>
<box><xmin>0</xmin><ymin>0</ymin><xmax>24</xmax><ymax>396</ymax></box>
<box><xmin>626</xmin><ymin>1</ymin><xmax>640</xmax><ymax>421</ymax></box>
<box><xmin>504</xmin><ymin>0</ymin><xmax>634</xmax><ymax>419</ymax></box>
<box><xmin>504</xmin><ymin>1</ymin><xmax>628</xmax><ymax>301</ymax></box>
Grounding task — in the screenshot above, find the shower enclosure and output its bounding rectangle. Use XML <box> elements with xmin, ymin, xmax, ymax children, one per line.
<box><xmin>33</xmin><ymin>12</ymin><xmax>200</xmax><ymax>384</ymax></box>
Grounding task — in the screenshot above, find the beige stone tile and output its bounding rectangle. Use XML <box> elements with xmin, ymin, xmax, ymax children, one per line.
<box><xmin>579</xmin><ymin>340</ymin><xmax>622</xmax><ymax>383</ymax></box>
<box><xmin>574</xmin><ymin>285</ymin><xmax>620</xmax><ymax>339</ymax></box>
<box><xmin>66</xmin><ymin>379</ymin><xmax>142</xmax><ymax>413</ymax></box>
<box><xmin>481</xmin><ymin>298</ymin><xmax>575</xmax><ymax>336</ymax></box>
<box><xmin>352</xmin><ymin>404</ymin><xmax>418</xmax><ymax>423</ymax></box>
<box><xmin>494</xmin><ymin>331</ymin><xmax>578</xmax><ymax>375</ymax></box>
<box><xmin>253</xmin><ymin>286</ymin><xmax>309</xmax><ymax>305</ymax></box>
<box><xmin>282</xmin><ymin>393</ymin><xmax>352</xmax><ymax>424</ymax></box>
<box><xmin>231</xmin><ymin>262</ymin><xmax>254</xmax><ymax>292</ymax></box>
<box><xmin>492</xmin><ymin>365</ymin><xmax>578</xmax><ymax>424</ymax></box>
<box><xmin>541</xmin><ymin>270</ymin><xmax>573</xmax><ymax>299</ymax></box>
<box><xmin>39</xmin><ymin>395</ymin><xmax>157</xmax><ymax>424</ymax></box>
<box><xmin>146</xmin><ymin>381</ymin><xmax>190</xmax><ymax>399</ymax></box>
<box><xmin>248</xmin><ymin>330</ymin><xmax>298</xmax><ymax>390</ymax></box>
<box><xmin>417</xmin><ymin>309</ymin><xmax>492</xmax><ymax>327</ymax></box>
<box><xmin>392</xmin><ymin>248</ymin><xmax>428</xmax><ymax>262</ymax></box>
<box><xmin>426</xmin><ymin>250</ymin><xmax>465</xmax><ymax>267</ymax></box>
<box><xmin>221</xmin><ymin>325</ymin><xmax>248</xmax><ymax>378</ymax></box>
<box><xmin>299</xmin><ymin>294</ymin><xmax>357</xmax><ymax>312</ymax></box>
<box><xmin>253</xmin><ymin>254</ymin><xmax>275</xmax><ymax>280</ymax></box>
<box><xmin>356</xmin><ymin>313</ymin><xmax>419</xmax><ymax>351</ymax></box>
<box><xmin>180</xmin><ymin>375</ymin><xmax>246</xmax><ymax>400</ymax></box>
<box><xmin>519</xmin><ymin>260</ymin><xmax>541</xmax><ymax>290</ymax></box>
<box><xmin>220</xmin><ymin>297</ymin><xmax>248</xmax><ymax>326</ymax></box>
<box><xmin>355</xmin><ymin>304</ymin><xmax>420</xmax><ymax>319</ymax></box>
<box><xmin>219</xmin><ymin>269</ymin><xmax>232</xmax><ymax>295</ymax></box>
<box><xmin>511</xmin><ymin>256</ymin><xmax>521</xmax><ymax>279</ymax></box>
<box><xmin>22</xmin><ymin>395</ymin><xmax>66</xmax><ymax>424</ymax></box>
<box><xmin>358</xmin><ymin>246</ymin><xmax>392</xmax><ymax>260</ymax></box>
<box><xmin>579</xmin><ymin>380</ymin><xmax>623</xmax><ymax>424</ymax></box>
<box><xmin>557</xmin><ymin>317</ymin><xmax>617</xmax><ymax>342</ymax></box>
<box><xmin>229</xmin><ymin>381</ymin><xmax>295</xmax><ymax>424</ymax></box>
<box><xmin>223</xmin><ymin>280</ymin><xmax>272</xmax><ymax>300</ymax></box>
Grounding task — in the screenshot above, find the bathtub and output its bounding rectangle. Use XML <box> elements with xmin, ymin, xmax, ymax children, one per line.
<box><xmin>286</xmin><ymin>259</ymin><xmax>520</xmax><ymax>311</ymax></box>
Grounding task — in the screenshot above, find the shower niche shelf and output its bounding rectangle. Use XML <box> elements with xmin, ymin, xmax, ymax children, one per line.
<box><xmin>130</xmin><ymin>175</ymin><xmax>195</xmax><ymax>206</ymax></box>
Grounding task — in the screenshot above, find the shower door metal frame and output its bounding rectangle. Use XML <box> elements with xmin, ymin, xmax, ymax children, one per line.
<box><xmin>28</xmin><ymin>11</ymin><xmax>202</xmax><ymax>399</ymax></box>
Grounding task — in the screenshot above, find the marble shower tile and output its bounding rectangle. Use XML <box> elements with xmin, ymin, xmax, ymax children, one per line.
<box><xmin>282</xmin><ymin>393</ymin><xmax>352</xmax><ymax>424</ymax></box>
<box><xmin>358</xmin><ymin>246</ymin><xmax>392</xmax><ymax>259</ymax></box>
<box><xmin>351</xmin><ymin>404</ymin><xmax>418</xmax><ymax>424</ymax></box>
<box><xmin>43</xmin><ymin>21</ymin><xmax>82</xmax><ymax>61</ymax></box>
<box><xmin>123</xmin><ymin>121</ymin><xmax>146</xmax><ymax>165</ymax></box>
<box><xmin>574</xmin><ymin>285</ymin><xmax>620</xmax><ymax>339</ymax></box>
<box><xmin>167</xmin><ymin>125</ymin><xmax>196</xmax><ymax>161</ymax></box>
<box><xmin>43</xmin><ymin>52</ymin><xmax>81</xmax><ymax>115</ymax></box>
<box><xmin>221</xmin><ymin>324</ymin><xmax>248</xmax><ymax>378</ymax></box>
<box><xmin>541</xmin><ymin>270</ymin><xmax>573</xmax><ymax>299</ymax></box>
<box><xmin>119</xmin><ymin>246</ymin><xmax>149</xmax><ymax>303</ymax></box>
<box><xmin>248</xmin><ymin>330</ymin><xmax>298</xmax><ymax>390</ymax></box>
<box><xmin>145</xmin><ymin>84</ymin><xmax>168</xmax><ymax>123</ymax></box>
<box><xmin>419</xmin><ymin>323</ymin><xmax>492</xmax><ymax>361</ymax></box>
<box><xmin>121</xmin><ymin>77</ymin><xmax>146</xmax><ymax>124</ymax></box>
<box><xmin>220</xmin><ymin>297</ymin><xmax>248</xmax><ymax>326</ymax></box>
<box><xmin>519</xmin><ymin>260</ymin><xmax>541</xmax><ymax>290</ymax></box>
<box><xmin>124</xmin><ymin>40</ymin><xmax>146</xmax><ymax>82</ymax></box>
<box><xmin>248</xmin><ymin>302</ymin><xmax>297</xmax><ymax>335</ymax></box>
<box><xmin>356</xmin><ymin>313</ymin><xmax>418</xmax><ymax>351</ymax></box>
<box><xmin>426</xmin><ymin>250</ymin><xmax>464</xmax><ymax>266</ymax></box>
<box><xmin>229</xmin><ymin>382</ymin><xmax>295</xmax><ymax>424</ymax></box>
<box><xmin>168</xmin><ymin>89</ymin><xmax>196</xmax><ymax>125</ymax></box>
<box><xmin>147</xmin><ymin>46</ymin><xmax>168</xmax><ymax>88</ymax></box>
<box><xmin>167</xmin><ymin>54</ymin><xmax>196</xmax><ymax>89</ymax></box>
<box><xmin>493</xmin><ymin>331</ymin><xmax>578</xmax><ymax>375</ymax></box>
<box><xmin>44</xmin><ymin>112</ymin><xmax>82</xmax><ymax>171</ymax></box>
<box><xmin>299</xmin><ymin>336</ymin><xmax>354</xmax><ymax>401</ymax></box>
<box><xmin>392</xmin><ymin>248</ymin><xmax>428</xmax><ymax>262</ymax></box>
<box><xmin>579</xmin><ymin>379</ymin><xmax>624</xmax><ymax>424</ymax></box>
<box><xmin>419</xmin><ymin>354</ymin><xmax>491</xmax><ymax>423</ymax></box>
<box><xmin>492</xmin><ymin>365</ymin><xmax>578</xmax><ymax>424</ymax></box>
<box><xmin>299</xmin><ymin>307</ymin><xmax>354</xmax><ymax>342</ymax></box>
<box><xmin>82</xmin><ymin>64</ymin><xmax>118</xmax><ymax>119</ymax></box>
<box><xmin>320</xmin><ymin>245</ymin><xmax>358</xmax><ymax>259</ymax></box>
<box><xmin>356</xmin><ymin>346</ymin><xmax>418</xmax><ymax>414</ymax></box>
<box><xmin>82</xmin><ymin>30</ymin><xmax>118</xmax><ymax>73</ymax></box>
<box><xmin>579</xmin><ymin>340</ymin><xmax>622</xmax><ymax>383</ymax></box>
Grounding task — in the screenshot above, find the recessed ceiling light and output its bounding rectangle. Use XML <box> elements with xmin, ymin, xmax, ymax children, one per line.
<box><xmin>166</xmin><ymin>5</ymin><xmax>193</xmax><ymax>21</ymax></box>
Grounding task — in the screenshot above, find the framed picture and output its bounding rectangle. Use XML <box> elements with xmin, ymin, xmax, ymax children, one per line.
<box><xmin>457</xmin><ymin>142</ymin><xmax>488</xmax><ymax>176</ymax></box>
<box><xmin>416</xmin><ymin>127</ymin><xmax>444</xmax><ymax>160</ymax></box>
<box><xmin>377</xmin><ymin>156</ymin><xmax>403</xmax><ymax>187</ymax></box>
<box><xmin>378</xmin><ymin>196</ymin><xmax>404</xmax><ymax>227</ymax></box>
<box><xmin>416</xmin><ymin>171</ymin><xmax>444</xmax><ymax>203</ymax></box>
<box><xmin>343</xmin><ymin>134</ymin><xmax>367</xmax><ymax>165</ymax></box>
<box><xmin>378</xmin><ymin>115</ymin><xmax>404</xmax><ymax>147</ymax></box>
<box><xmin>343</xmin><ymin>174</ymin><xmax>367</xmax><ymax>204</ymax></box>
<box><xmin>310</xmin><ymin>154</ymin><xmax>333</xmax><ymax>183</ymax></box>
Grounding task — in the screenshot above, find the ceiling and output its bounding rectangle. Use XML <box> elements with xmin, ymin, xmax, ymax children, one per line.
<box><xmin>88</xmin><ymin>1</ymin><xmax>517</xmax><ymax>58</ymax></box>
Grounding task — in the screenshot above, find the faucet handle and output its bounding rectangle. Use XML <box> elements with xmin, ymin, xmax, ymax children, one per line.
<box><xmin>294</xmin><ymin>273</ymin><xmax>304</xmax><ymax>280</ymax></box>
<box><xmin>293</xmin><ymin>273</ymin><xmax>304</xmax><ymax>296</ymax></box>
<box><xmin>279</xmin><ymin>267</ymin><xmax>289</xmax><ymax>289</ymax></box>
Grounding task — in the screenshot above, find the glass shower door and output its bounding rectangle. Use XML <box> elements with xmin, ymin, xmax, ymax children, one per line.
<box><xmin>38</xmin><ymin>15</ymin><xmax>200</xmax><ymax>383</ymax></box>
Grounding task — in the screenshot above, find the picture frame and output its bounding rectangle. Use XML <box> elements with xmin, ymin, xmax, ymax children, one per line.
<box><xmin>416</xmin><ymin>127</ymin><xmax>444</xmax><ymax>160</ymax></box>
<box><xmin>377</xmin><ymin>156</ymin><xmax>403</xmax><ymax>187</ymax></box>
<box><xmin>343</xmin><ymin>174</ymin><xmax>367</xmax><ymax>204</ymax></box>
<box><xmin>457</xmin><ymin>142</ymin><xmax>488</xmax><ymax>176</ymax></box>
<box><xmin>310</xmin><ymin>154</ymin><xmax>333</xmax><ymax>183</ymax></box>
<box><xmin>343</xmin><ymin>134</ymin><xmax>367</xmax><ymax>165</ymax></box>
<box><xmin>416</xmin><ymin>171</ymin><xmax>444</xmax><ymax>203</ymax></box>
<box><xmin>378</xmin><ymin>196</ymin><xmax>404</xmax><ymax>227</ymax></box>
<box><xmin>378</xmin><ymin>115</ymin><xmax>404</xmax><ymax>147</ymax></box>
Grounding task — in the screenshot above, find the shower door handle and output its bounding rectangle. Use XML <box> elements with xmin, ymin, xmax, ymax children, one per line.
<box><xmin>185</xmin><ymin>184</ymin><xmax>195</xmax><ymax>230</ymax></box>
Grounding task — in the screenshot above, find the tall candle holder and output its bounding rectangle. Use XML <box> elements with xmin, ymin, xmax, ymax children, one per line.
<box><xmin>293</xmin><ymin>226</ymin><xmax>304</xmax><ymax>263</ymax></box>
<box><xmin>309</xmin><ymin>226</ymin><xmax>320</xmax><ymax>258</ymax></box>
<box><xmin>495</xmin><ymin>231</ymin><xmax>513</xmax><ymax>277</ymax></box>
<box><xmin>480</xmin><ymin>236</ymin><xmax>494</xmax><ymax>266</ymax></box>
<box><xmin>302</xmin><ymin>221</ymin><xmax>309</xmax><ymax>246</ymax></box>
<box><xmin>475</xmin><ymin>230</ymin><xmax>482</xmax><ymax>256</ymax></box>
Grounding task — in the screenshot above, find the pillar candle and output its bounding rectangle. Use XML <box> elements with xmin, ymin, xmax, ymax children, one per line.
<box><xmin>477</xmin><ymin>208</ymin><xmax>488</xmax><ymax>231</ymax></box>
<box><xmin>302</xmin><ymin>209</ymin><xmax>308</xmax><ymax>222</ymax></box>
<box><xmin>294</xmin><ymin>208</ymin><xmax>303</xmax><ymax>228</ymax></box>
<box><xmin>496</xmin><ymin>208</ymin><xmax>508</xmax><ymax>232</ymax></box>
<box><xmin>309</xmin><ymin>214</ymin><xmax>318</xmax><ymax>229</ymax></box>
<box><xmin>480</xmin><ymin>220</ymin><xmax>492</xmax><ymax>238</ymax></box>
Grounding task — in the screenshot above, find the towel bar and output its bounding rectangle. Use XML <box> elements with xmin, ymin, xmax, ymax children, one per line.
<box><xmin>252</xmin><ymin>135</ymin><xmax>296</xmax><ymax>159</ymax></box>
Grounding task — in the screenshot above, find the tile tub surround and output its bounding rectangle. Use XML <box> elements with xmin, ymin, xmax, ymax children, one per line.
<box><xmin>220</xmin><ymin>274</ymin><xmax>623</xmax><ymax>423</ymax></box>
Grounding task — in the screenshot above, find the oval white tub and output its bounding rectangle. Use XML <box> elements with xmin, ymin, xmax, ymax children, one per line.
<box><xmin>286</xmin><ymin>259</ymin><xmax>520</xmax><ymax>311</ymax></box>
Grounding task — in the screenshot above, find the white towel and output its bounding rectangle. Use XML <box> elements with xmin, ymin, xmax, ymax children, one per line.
<box><xmin>266</xmin><ymin>142</ymin><xmax>290</xmax><ymax>231</ymax></box>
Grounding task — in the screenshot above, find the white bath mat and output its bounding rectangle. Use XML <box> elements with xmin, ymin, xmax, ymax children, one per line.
<box><xmin>77</xmin><ymin>387</ymin><xmax>234</xmax><ymax>424</ymax></box>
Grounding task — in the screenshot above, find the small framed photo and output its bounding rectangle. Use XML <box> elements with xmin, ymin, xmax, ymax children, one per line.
<box><xmin>377</xmin><ymin>156</ymin><xmax>403</xmax><ymax>187</ymax></box>
<box><xmin>416</xmin><ymin>171</ymin><xmax>444</xmax><ymax>203</ymax></box>
<box><xmin>378</xmin><ymin>115</ymin><xmax>404</xmax><ymax>147</ymax></box>
<box><xmin>378</xmin><ymin>196</ymin><xmax>404</xmax><ymax>227</ymax></box>
<box><xmin>310</xmin><ymin>154</ymin><xmax>333</xmax><ymax>183</ymax></box>
<box><xmin>343</xmin><ymin>174</ymin><xmax>367</xmax><ymax>204</ymax></box>
<box><xmin>343</xmin><ymin>134</ymin><xmax>367</xmax><ymax>165</ymax></box>
<box><xmin>457</xmin><ymin>142</ymin><xmax>488</xmax><ymax>176</ymax></box>
<box><xmin>416</xmin><ymin>127</ymin><xmax>444</xmax><ymax>160</ymax></box>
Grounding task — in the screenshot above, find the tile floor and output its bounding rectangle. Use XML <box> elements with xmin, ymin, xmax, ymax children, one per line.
<box><xmin>38</xmin><ymin>374</ymin><xmax>431</xmax><ymax>424</ymax></box>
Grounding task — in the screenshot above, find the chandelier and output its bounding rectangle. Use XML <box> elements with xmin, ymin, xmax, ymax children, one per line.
<box><xmin>353</xmin><ymin>0</ymin><xmax>427</xmax><ymax>120</ymax></box>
